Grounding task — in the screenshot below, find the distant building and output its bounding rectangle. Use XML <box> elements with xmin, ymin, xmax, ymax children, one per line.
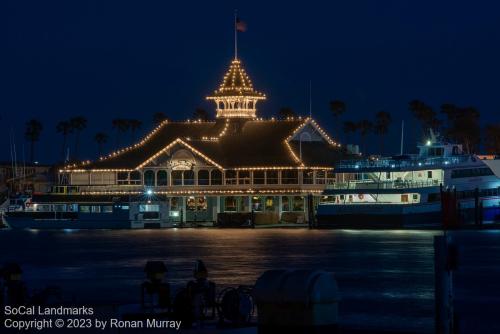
<box><xmin>0</xmin><ymin>162</ymin><xmax>54</xmax><ymax>196</ymax></box>
<box><xmin>53</xmin><ymin>57</ymin><xmax>347</xmax><ymax>227</ymax></box>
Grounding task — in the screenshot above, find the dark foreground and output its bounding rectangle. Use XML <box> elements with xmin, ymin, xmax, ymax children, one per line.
<box><xmin>0</xmin><ymin>229</ymin><xmax>438</xmax><ymax>332</ymax></box>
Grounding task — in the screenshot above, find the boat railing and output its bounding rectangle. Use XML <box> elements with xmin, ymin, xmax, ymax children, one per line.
<box><xmin>326</xmin><ymin>179</ymin><xmax>439</xmax><ymax>190</ymax></box>
<box><xmin>336</xmin><ymin>155</ymin><xmax>471</xmax><ymax>170</ymax></box>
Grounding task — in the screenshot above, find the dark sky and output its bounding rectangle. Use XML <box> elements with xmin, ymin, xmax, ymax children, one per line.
<box><xmin>1</xmin><ymin>0</ymin><xmax>500</xmax><ymax>163</ymax></box>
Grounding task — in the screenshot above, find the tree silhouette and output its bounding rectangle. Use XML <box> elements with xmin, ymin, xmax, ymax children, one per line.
<box><xmin>278</xmin><ymin>107</ymin><xmax>296</xmax><ymax>119</ymax></box>
<box><xmin>70</xmin><ymin>116</ymin><xmax>87</xmax><ymax>160</ymax></box>
<box><xmin>94</xmin><ymin>132</ymin><xmax>108</xmax><ymax>156</ymax></box>
<box><xmin>153</xmin><ymin>112</ymin><xmax>168</xmax><ymax>126</ymax></box>
<box><xmin>409</xmin><ymin>100</ymin><xmax>441</xmax><ymax>140</ymax></box>
<box><xmin>128</xmin><ymin>119</ymin><xmax>142</xmax><ymax>142</ymax></box>
<box><xmin>112</xmin><ymin>119</ymin><xmax>130</xmax><ymax>146</ymax></box>
<box><xmin>357</xmin><ymin>120</ymin><xmax>373</xmax><ymax>154</ymax></box>
<box><xmin>441</xmin><ymin>104</ymin><xmax>480</xmax><ymax>153</ymax></box>
<box><xmin>56</xmin><ymin>120</ymin><xmax>72</xmax><ymax>162</ymax></box>
<box><xmin>343</xmin><ymin>121</ymin><xmax>357</xmax><ymax>144</ymax></box>
<box><xmin>25</xmin><ymin>119</ymin><xmax>43</xmax><ymax>162</ymax></box>
<box><xmin>329</xmin><ymin>100</ymin><xmax>346</xmax><ymax>140</ymax></box>
<box><xmin>484</xmin><ymin>123</ymin><xmax>500</xmax><ymax>154</ymax></box>
<box><xmin>192</xmin><ymin>108</ymin><xmax>210</xmax><ymax>121</ymax></box>
<box><xmin>374</xmin><ymin>111</ymin><xmax>392</xmax><ymax>155</ymax></box>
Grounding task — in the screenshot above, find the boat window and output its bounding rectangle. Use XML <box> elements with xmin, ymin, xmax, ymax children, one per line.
<box><xmin>427</xmin><ymin>171</ymin><xmax>432</xmax><ymax>179</ymax></box>
<box><xmin>91</xmin><ymin>206</ymin><xmax>101</xmax><ymax>213</ymax></box>
<box><xmin>210</xmin><ymin>170</ymin><xmax>223</xmax><ymax>185</ymax></box>
<box><xmin>36</xmin><ymin>204</ymin><xmax>51</xmax><ymax>212</ymax></box>
<box><xmin>144</xmin><ymin>170</ymin><xmax>155</xmax><ymax>187</ymax></box>
<box><xmin>198</xmin><ymin>170</ymin><xmax>209</xmax><ymax>185</ymax></box>
<box><xmin>157</xmin><ymin>170</ymin><xmax>168</xmax><ymax>186</ymax></box>
<box><xmin>386</xmin><ymin>172</ymin><xmax>391</xmax><ymax>179</ymax></box>
<box><xmin>401</xmin><ymin>194</ymin><xmax>409</xmax><ymax>203</ymax></box>
<box><xmin>139</xmin><ymin>204</ymin><xmax>160</xmax><ymax>212</ymax></box>
<box><xmin>253</xmin><ymin>171</ymin><xmax>265</xmax><ymax>184</ymax></box>
<box><xmin>451</xmin><ymin>168</ymin><xmax>494</xmax><ymax>178</ymax></box>
<box><xmin>102</xmin><ymin>206</ymin><xmax>113</xmax><ymax>213</ymax></box>
<box><xmin>266</xmin><ymin>170</ymin><xmax>279</xmax><ymax>184</ymax></box>
<box><xmin>80</xmin><ymin>205</ymin><xmax>90</xmax><ymax>213</ymax></box>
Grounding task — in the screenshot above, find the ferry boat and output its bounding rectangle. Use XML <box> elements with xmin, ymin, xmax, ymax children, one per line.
<box><xmin>316</xmin><ymin>134</ymin><xmax>500</xmax><ymax>228</ymax></box>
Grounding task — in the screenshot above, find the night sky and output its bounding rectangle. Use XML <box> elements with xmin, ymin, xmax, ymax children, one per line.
<box><xmin>2</xmin><ymin>0</ymin><xmax>500</xmax><ymax>163</ymax></box>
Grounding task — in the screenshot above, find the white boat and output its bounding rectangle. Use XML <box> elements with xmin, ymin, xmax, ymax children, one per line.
<box><xmin>316</xmin><ymin>134</ymin><xmax>500</xmax><ymax>228</ymax></box>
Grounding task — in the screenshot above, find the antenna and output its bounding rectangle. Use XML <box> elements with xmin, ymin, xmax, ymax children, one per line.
<box><xmin>400</xmin><ymin>120</ymin><xmax>405</xmax><ymax>155</ymax></box>
<box><xmin>309</xmin><ymin>80</ymin><xmax>312</xmax><ymax>118</ymax></box>
<box><xmin>234</xmin><ymin>9</ymin><xmax>238</xmax><ymax>60</ymax></box>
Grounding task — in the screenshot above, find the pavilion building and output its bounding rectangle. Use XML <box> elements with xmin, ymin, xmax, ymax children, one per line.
<box><xmin>57</xmin><ymin>57</ymin><xmax>346</xmax><ymax>227</ymax></box>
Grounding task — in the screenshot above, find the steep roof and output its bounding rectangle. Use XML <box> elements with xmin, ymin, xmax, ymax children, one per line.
<box><xmin>69</xmin><ymin>118</ymin><xmax>343</xmax><ymax>170</ymax></box>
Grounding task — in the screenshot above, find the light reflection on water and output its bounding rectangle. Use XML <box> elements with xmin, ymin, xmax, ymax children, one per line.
<box><xmin>0</xmin><ymin>229</ymin><xmax>438</xmax><ymax>332</ymax></box>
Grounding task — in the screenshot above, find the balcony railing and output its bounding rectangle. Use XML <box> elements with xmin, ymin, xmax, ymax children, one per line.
<box><xmin>326</xmin><ymin>179</ymin><xmax>439</xmax><ymax>190</ymax></box>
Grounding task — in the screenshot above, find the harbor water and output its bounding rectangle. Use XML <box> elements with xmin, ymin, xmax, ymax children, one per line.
<box><xmin>0</xmin><ymin>229</ymin><xmax>438</xmax><ymax>332</ymax></box>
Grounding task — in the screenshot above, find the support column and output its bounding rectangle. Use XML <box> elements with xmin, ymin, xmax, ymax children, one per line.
<box><xmin>278</xmin><ymin>196</ymin><xmax>283</xmax><ymax>222</ymax></box>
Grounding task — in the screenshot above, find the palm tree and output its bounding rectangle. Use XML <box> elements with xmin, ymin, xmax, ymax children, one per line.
<box><xmin>193</xmin><ymin>108</ymin><xmax>210</xmax><ymax>121</ymax></box>
<box><xmin>409</xmin><ymin>100</ymin><xmax>440</xmax><ymax>140</ymax></box>
<box><xmin>128</xmin><ymin>119</ymin><xmax>142</xmax><ymax>142</ymax></box>
<box><xmin>70</xmin><ymin>116</ymin><xmax>87</xmax><ymax>160</ymax></box>
<box><xmin>329</xmin><ymin>100</ymin><xmax>346</xmax><ymax>139</ymax></box>
<box><xmin>357</xmin><ymin>120</ymin><xmax>373</xmax><ymax>154</ymax></box>
<box><xmin>153</xmin><ymin>112</ymin><xmax>168</xmax><ymax>126</ymax></box>
<box><xmin>94</xmin><ymin>132</ymin><xmax>108</xmax><ymax>156</ymax></box>
<box><xmin>278</xmin><ymin>107</ymin><xmax>296</xmax><ymax>119</ymax></box>
<box><xmin>25</xmin><ymin>119</ymin><xmax>43</xmax><ymax>162</ymax></box>
<box><xmin>343</xmin><ymin>121</ymin><xmax>357</xmax><ymax>143</ymax></box>
<box><xmin>374</xmin><ymin>111</ymin><xmax>392</xmax><ymax>155</ymax></box>
<box><xmin>112</xmin><ymin>119</ymin><xmax>130</xmax><ymax>146</ymax></box>
<box><xmin>56</xmin><ymin>120</ymin><xmax>72</xmax><ymax>162</ymax></box>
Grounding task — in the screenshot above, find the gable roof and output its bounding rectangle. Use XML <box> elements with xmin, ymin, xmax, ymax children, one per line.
<box><xmin>67</xmin><ymin>118</ymin><xmax>344</xmax><ymax>171</ymax></box>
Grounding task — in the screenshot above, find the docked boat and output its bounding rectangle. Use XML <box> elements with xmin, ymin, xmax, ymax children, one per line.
<box><xmin>316</xmin><ymin>135</ymin><xmax>500</xmax><ymax>228</ymax></box>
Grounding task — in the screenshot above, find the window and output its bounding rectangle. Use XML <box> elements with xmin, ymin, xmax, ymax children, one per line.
<box><xmin>170</xmin><ymin>197</ymin><xmax>180</xmax><ymax>210</ymax></box>
<box><xmin>451</xmin><ymin>168</ymin><xmax>494</xmax><ymax>179</ymax></box>
<box><xmin>224</xmin><ymin>197</ymin><xmax>237</xmax><ymax>212</ymax></box>
<box><xmin>326</xmin><ymin>171</ymin><xmax>335</xmax><ymax>184</ymax></box>
<box><xmin>80</xmin><ymin>205</ymin><xmax>90</xmax><ymax>213</ymax></box>
<box><xmin>427</xmin><ymin>171</ymin><xmax>432</xmax><ymax>179</ymax></box>
<box><xmin>130</xmin><ymin>171</ymin><xmax>142</xmax><ymax>185</ymax></box>
<box><xmin>157</xmin><ymin>170</ymin><xmax>168</xmax><ymax>186</ymax></box>
<box><xmin>265</xmin><ymin>196</ymin><xmax>275</xmax><ymax>211</ymax></box>
<box><xmin>238</xmin><ymin>171</ymin><xmax>251</xmax><ymax>184</ymax></box>
<box><xmin>198</xmin><ymin>170</ymin><xmax>209</xmax><ymax>185</ymax></box>
<box><xmin>196</xmin><ymin>197</ymin><xmax>207</xmax><ymax>211</ymax></box>
<box><xmin>91</xmin><ymin>206</ymin><xmax>101</xmax><ymax>213</ymax></box>
<box><xmin>139</xmin><ymin>204</ymin><xmax>160</xmax><ymax>212</ymax></box>
<box><xmin>266</xmin><ymin>170</ymin><xmax>279</xmax><ymax>184</ymax></box>
<box><xmin>172</xmin><ymin>171</ymin><xmax>183</xmax><ymax>185</ymax></box>
<box><xmin>253</xmin><ymin>171</ymin><xmax>265</xmax><ymax>184</ymax></box>
<box><xmin>282</xmin><ymin>196</ymin><xmax>290</xmax><ymax>211</ymax></box>
<box><xmin>184</xmin><ymin>170</ymin><xmax>195</xmax><ymax>185</ymax></box>
<box><xmin>315</xmin><ymin>171</ymin><xmax>326</xmax><ymax>184</ymax></box>
<box><xmin>281</xmin><ymin>170</ymin><xmax>298</xmax><ymax>184</ymax></box>
<box><xmin>386</xmin><ymin>172</ymin><xmax>391</xmax><ymax>179</ymax></box>
<box><xmin>293</xmin><ymin>196</ymin><xmax>304</xmax><ymax>211</ymax></box>
<box><xmin>187</xmin><ymin>197</ymin><xmax>196</xmax><ymax>211</ymax></box>
<box><xmin>144</xmin><ymin>170</ymin><xmax>155</xmax><ymax>186</ymax></box>
<box><xmin>117</xmin><ymin>172</ymin><xmax>129</xmax><ymax>185</ymax></box>
<box><xmin>303</xmin><ymin>170</ymin><xmax>313</xmax><ymax>184</ymax></box>
<box><xmin>401</xmin><ymin>194</ymin><xmax>409</xmax><ymax>203</ymax></box>
<box><xmin>251</xmin><ymin>196</ymin><xmax>262</xmax><ymax>211</ymax></box>
<box><xmin>211</xmin><ymin>170</ymin><xmax>223</xmax><ymax>185</ymax></box>
<box><xmin>225</xmin><ymin>170</ymin><xmax>237</xmax><ymax>185</ymax></box>
<box><xmin>102</xmin><ymin>206</ymin><xmax>113</xmax><ymax>213</ymax></box>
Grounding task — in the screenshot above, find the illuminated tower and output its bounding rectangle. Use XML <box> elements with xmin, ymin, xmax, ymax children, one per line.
<box><xmin>206</xmin><ymin>58</ymin><xmax>266</xmax><ymax>118</ymax></box>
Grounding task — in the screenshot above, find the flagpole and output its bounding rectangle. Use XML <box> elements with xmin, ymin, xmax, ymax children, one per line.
<box><xmin>234</xmin><ymin>9</ymin><xmax>238</xmax><ymax>60</ymax></box>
